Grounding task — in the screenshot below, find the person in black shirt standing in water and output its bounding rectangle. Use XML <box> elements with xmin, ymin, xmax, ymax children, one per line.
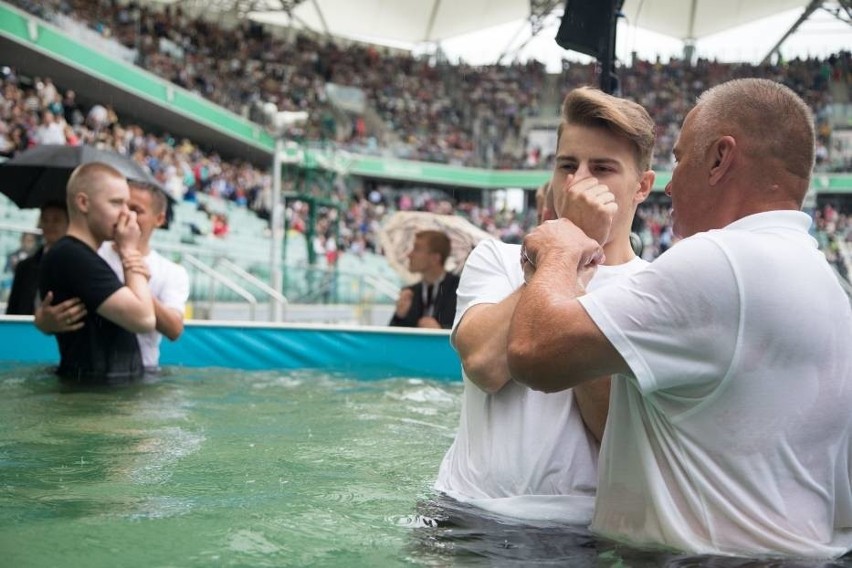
<box><xmin>38</xmin><ymin>162</ymin><xmax>156</xmax><ymax>384</ymax></box>
<box><xmin>389</xmin><ymin>230</ymin><xmax>460</xmax><ymax>329</ymax></box>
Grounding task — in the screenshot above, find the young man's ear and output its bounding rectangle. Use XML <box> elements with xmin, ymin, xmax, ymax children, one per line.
<box><xmin>154</xmin><ymin>210</ymin><xmax>166</xmax><ymax>229</ymax></box>
<box><xmin>634</xmin><ymin>170</ymin><xmax>655</xmax><ymax>204</ymax></box>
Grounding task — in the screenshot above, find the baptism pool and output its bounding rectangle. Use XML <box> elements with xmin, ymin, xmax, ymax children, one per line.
<box><xmin>1</xmin><ymin>365</ymin><xmax>850</xmax><ymax>568</ymax></box>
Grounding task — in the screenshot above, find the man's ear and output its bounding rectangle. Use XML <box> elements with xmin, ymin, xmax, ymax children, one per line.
<box><xmin>74</xmin><ymin>192</ymin><xmax>88</xmax><ymax>213</ymax></box>
<box><xmin>634</xmin><ymin>170</ymin><xmax>655</xmax><ymax>205</ymax></box>
<box><xmin>709</xmin><ymin>136</ymin><xmax>736</xmax><ymax>186</ymax></box>
<box><xmin>154</xmin><ymin>210</ymin><xmax>166</xmax><ymax>229</ymax></box>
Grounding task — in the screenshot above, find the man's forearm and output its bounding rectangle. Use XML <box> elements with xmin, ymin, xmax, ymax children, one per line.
<box><xmin>507</xmin><ymin>254</ymin><xmax>589</xmax><ymax>392</ymax></box>
<box><xmin>455</xmin><ymin>289</ymin><xmax>522</xmax><ymax>393</ymax></box>
<box><xmin>121</xmin><ymin>251</ymin><xmax>156</xmax><ymax>330</ymax></box>
<box><xmin>154</xmin><ymin>298</ymin><xmax>184</xmax><ymax>341</ymax></box>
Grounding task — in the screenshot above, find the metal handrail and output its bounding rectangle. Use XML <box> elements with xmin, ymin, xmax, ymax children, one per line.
<box><xmin>183</xmin><ymin>254</ymin><xmax>257</xmax><ymax>320</ymax></box>
<box><xmin>217</xmin><ymin>257</ymin><xmax>288</xmax><ymax>321</ymax></box>
<box><xmin>0</xmin><ymin>222</ymin><xmax>40</xmax><ymax>235</ymax></box>
<box><xmin>363</xmin><ymin>274</ymin><xmax>402</xmax><ymax>301</ymax></box>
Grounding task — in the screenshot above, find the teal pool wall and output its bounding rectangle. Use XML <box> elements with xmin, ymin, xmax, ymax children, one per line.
<box><xmin>0</xmin><ymin>317</ymin><xmax>461</xmax><ymax>380</ymax></box>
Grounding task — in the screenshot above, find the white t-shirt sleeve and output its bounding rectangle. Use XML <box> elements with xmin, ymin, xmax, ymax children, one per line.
<box><xmin>155</xmin><ymin>256</ymin><xmax>190</xmax><ymax>314</ymax></box>
<box><xmin>160</xmin><ymin>265</ymin><xmax>189</xmax><ymax>313</ymax></box>
<box><xmin>578</xmin><ymin>235</ymin><xmax>740</xmax><ymax>395</ymax></box>
<box><xmin>451</xmin><ymin>240</ymin><xmax>520</xmax><ymax>345</ymax></box>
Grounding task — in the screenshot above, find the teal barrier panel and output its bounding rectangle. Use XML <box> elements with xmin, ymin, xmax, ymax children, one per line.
<box><xmin>0</xmin><ymin>317</ymin><xmax>57</xmax><ymax>364</ymax></box>
<box><xmin>0</xmin><ymin>317</ymin><xmax>461</xmax><ymax>381</ymax></box>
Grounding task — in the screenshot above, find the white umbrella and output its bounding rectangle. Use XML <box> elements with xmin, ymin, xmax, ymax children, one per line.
<box><xmin>378</xmin><ymin>211</ymin><xmax>495</xmax><ymax>285</ymax></box>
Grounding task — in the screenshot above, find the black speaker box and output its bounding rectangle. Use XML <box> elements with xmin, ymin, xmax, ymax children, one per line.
<box><xmin>555</xmin><ymin>0</ymin><xmax>615</xmax><ymax>60</ymax></box>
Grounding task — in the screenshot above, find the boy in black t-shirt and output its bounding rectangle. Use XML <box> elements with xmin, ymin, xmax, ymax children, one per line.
<box><xmin>38</xmin><ymin>162</ymin><xmax>156</xmax><ymax>383</ymax></box>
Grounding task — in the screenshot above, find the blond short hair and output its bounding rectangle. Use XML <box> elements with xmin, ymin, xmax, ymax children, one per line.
<box><xmin>66</xmin><ymin>162</ymin><xmax>126</xmax><ymax>209</ymax></box>
<box><xmin>557</xmin><ymin>87</ymin><xmax>656</xmax><ymax>173</ymax></box>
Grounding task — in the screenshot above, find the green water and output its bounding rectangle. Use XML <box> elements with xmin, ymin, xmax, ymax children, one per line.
<box><xmin>0</xmin><ymin>366</ymin><xmax>461</xmax><ymax>567</ymax></box>
<box><xmin>2</xmin><ymin>366</ymin><xmax>850</xmax><ymax>568</ymax></box>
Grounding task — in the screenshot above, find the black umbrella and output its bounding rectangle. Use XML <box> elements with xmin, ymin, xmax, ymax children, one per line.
<box><xmin>0</xmin><ymin>144</ymin><xmax>174</xmax><ymax>227</ymax></box>
<box><xmin>0</xmin><ymin>144</ymin><xmax>163</xmax><ymax>209</ymax></box>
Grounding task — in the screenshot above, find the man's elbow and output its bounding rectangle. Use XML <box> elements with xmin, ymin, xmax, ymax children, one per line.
<box><xmin>127</xmin><ymin>313</ymin><xmax>157</xmax><ymax>334</ymax></box>
<box><xmin>162</xmin><ymin>322</ymin><xmax>184</xmax><ymax>341</ymax></box>
<box><xmin>462</xmin><ymin>353</ymin><xmax>507</xmax><ymax>394</ymax></box>
<box><xmin>507</xmin><ymin>338</ymin><xmax>570</xmax><ymax>393</ymax></box>
<box><xmin>507</xmin><ymin>337</ymin><xmax>543</xmax><ymax>390</ymax></box>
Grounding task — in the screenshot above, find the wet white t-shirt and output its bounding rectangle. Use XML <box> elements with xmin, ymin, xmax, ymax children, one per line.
<box><xmin>579</xmin><ymin>211</ymin><xmax>852</xmax><ymax>558</ymax></box>
<box><xmin>100</xmin><ymin>243</ymin><xmax>189</xmax><ymax>369</ymax></box>
<box><xmin>435</xmin><ymin>238</ymin><xmax>648</xmax><ymax>523</ymax></box>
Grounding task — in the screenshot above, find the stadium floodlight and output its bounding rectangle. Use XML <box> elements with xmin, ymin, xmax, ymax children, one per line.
<box><xmin>260</xmin><ymin>102</ymin><xmax>309</xmax><ymax>137</ymax></box>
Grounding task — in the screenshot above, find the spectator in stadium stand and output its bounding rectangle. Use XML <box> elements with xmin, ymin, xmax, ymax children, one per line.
<box><xmin>211</xmin><ymin>213</ymin><xmax>229</xmax><ymax>237</ymax></box>
<box><xmin>4</xmin><ymin>232</ymin><xmax>38</xmax><ymax>275</ymax></box>
<box><xmin>506</xmin><ymin>78</ymin><xmax>852</xmax><ymax>558</ymax></box>
<box><xmin>34</xmin><ymin>110</ymin><xmax>66</xmax><ymax>145</ymax></box>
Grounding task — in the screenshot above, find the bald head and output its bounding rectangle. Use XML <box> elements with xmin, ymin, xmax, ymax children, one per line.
<box><xmin>66</xmin><ymin>162</ymin><xmax>127</xmax><ymax>212</ymax></box>
<box><xmin>691</xmin><ymin>78</ymin><xmax>814</xmax><ymax>201</ymax></box>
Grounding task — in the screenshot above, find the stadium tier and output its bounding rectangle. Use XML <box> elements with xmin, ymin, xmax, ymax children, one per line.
<box><xmin>0</xmin><ymin>0</ymin><xmax>849</xmax><ymax>316</ymax></box>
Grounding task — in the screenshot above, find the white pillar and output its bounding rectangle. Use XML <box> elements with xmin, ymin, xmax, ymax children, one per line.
<box><xmin>270</xmin><ymin>138</ymin><xmax>284</xmax><ymax>322</ymax></box>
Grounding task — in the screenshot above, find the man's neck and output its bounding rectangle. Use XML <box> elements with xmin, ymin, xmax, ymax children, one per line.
<box><xmin>421</xmin><ymin>268</ymin><xmax>446</xmax><ymax>284</ymax></box>
<box><xmin>65</xmin><ymin>225</ymin><xmax>100</xmax><ymax>252</ymax></box>
<box><xmin>601</xmin><ymin>234</ymin><xmax>636</xmax><ymax>266</ymax></box>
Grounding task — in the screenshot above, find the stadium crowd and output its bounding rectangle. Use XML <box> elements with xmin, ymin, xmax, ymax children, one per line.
<box><xmin>11</xmin><ymin>0</ymin><xmax>851</xmax><ymax>170</ymax></box>
<box><xmin>1</xmin><ymin>0</ymin><xmax>850</xmax><ymax>267</ymax></box>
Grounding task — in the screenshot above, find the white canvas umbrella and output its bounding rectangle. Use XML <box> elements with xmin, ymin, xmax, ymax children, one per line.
<box><xmin>378</xmin><ymin>211</ymin><xmax>496</xmax><ymax>285</ymax></box>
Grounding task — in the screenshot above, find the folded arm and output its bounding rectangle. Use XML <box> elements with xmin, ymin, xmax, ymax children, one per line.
<box><xmin>97</xmin><ymin>251</ymin><xmax>156</xmax><ymax>334</ymax></box>
<box><xmin>454</xmin><ymin>288</ymin><xmax>522</xmax><ymax>393</ymax></box>
<box><xmin>154</xmin><ymin>298</ymin><xmax>184</xmax><ymax>341</ymax></box>
<box><xmin>507</xmin><ymin>219</ymin><xmax>628</xmax><ymax>393</ymax></box>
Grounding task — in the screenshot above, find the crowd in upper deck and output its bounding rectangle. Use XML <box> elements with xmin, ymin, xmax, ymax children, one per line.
<box><xmin>2</xmin><ymin>0</ymin><xmax>850</xmax><ymax>264</ymax></box>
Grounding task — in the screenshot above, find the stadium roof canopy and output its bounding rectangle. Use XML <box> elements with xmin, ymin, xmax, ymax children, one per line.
<box><xmin>164</xmin><ymin>0</ymin><xmax>834</xmax><ymax>46</ymax></box>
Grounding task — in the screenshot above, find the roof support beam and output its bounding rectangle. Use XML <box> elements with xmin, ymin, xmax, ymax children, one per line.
<box><xmin>685</xmin><ymin>0</ymin><xmax>697</xmax><ymax>40</ymax></box>
<box><xmin>309</xmin><ymin>0</ymin><xmax>331</xmax><ymax>36</ymax></box>
<box><xmin>496</xmin><ymin>0</ymin><xmax>562</xmax><ymax>64</ymax></box>
<box><xmin>760</xmin><ymin>0</ymin><xmax>822</xmax><ymax>65</ymax></box>
<box><xmin>829</xmin><ymin>0</ymin><xmax>851</xmax><ymax>23</ymax></box>
<box><xmin>424</xmin><ymin>0</ymin><xmax>443</xmax><ymax>42</ymax></box>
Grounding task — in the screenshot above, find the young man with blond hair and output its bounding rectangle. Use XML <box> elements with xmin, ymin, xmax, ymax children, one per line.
<box><xmin>434</xmin><ymin>87</ymin><xmax>655</xmax><ymax>523</ymax></box>
<box><xmin>37</xmin><ymin>182</ymin><xmax>188</xmax><ymax>371</ymax></box>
